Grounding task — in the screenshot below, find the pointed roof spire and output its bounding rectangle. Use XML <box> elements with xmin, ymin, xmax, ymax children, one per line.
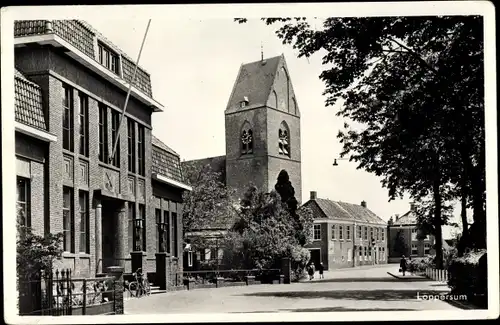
<box><xmin>261</xmin><ymin>41</ymin><xmax>264</xmax><ymax>61</ymax></box>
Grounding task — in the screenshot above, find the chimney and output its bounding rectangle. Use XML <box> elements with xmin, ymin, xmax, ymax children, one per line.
<box><xmin>361</xmin><ymin>200</ymin><xmax>367</xmax><ymax>208</ymax></box>
<box><xmin>310</xmin><ymin>191</ymin><xmax>317</xmax><ymax>200</ymax></box>
<box><xmin>410</xmin><ymin>202</ymin><xmax>416</xmax><ymax>211</ymax></box>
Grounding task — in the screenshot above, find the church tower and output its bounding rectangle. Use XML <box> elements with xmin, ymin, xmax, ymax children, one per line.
<box><xmin>225</xmin><ymin>54</ymin><xmax>302</xmax><ymax>203</ymax></box>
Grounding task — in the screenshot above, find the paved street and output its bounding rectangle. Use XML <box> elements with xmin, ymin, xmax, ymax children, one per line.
<box><xmin>125</xmin><ymin>264</ymin><xmax>464</xmax><ymax>314</ymax></box>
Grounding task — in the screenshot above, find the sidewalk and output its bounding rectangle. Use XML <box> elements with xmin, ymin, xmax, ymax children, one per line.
<box><xmin>387</xmin><ymin>271</ymin><xmax>428</xmax><ymax>281</ymax></box>
<box><xmin>299</xmin><ymin>263</ymin><xmax>394</xmax><ymax>282</ymax></box>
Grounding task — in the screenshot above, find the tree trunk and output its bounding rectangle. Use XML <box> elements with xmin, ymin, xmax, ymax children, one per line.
<box><xmin>433</xmin><ymin>178</ymin><xmax>444</xmax><ymax>269</ymax></box>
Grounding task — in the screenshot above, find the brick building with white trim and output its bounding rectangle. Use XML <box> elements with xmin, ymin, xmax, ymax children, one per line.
<box><xmin>14</xmin><ymin>20</ymin><xmax>191</xmax><ymax>290</ymax></box>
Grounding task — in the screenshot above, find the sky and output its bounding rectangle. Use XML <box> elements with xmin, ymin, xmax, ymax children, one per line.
<box><xmin>84</xmin><ymin>17</ymin><xmax>463</xmax><ymax>237</ymax></box>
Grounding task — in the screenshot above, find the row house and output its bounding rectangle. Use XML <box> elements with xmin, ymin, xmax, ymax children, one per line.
<box><xmin>14</xmin><ymin>20</ymin><xmax>191</xmax><ymax>290</ymax></box>
<box><xmin>303</xmin><ymin>191</ymin><xmax>388</xmax><ymax>270</ymax></box>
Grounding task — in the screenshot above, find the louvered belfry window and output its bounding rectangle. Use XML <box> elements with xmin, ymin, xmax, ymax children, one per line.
<box><xmin>278</xmin><ymin>122</ymin><xmax>290</xmax><ymax>157</ymax></box>
<box><xmin>241</xmin><ymin>123</ymin><xmax>253</xmax><ymax>155</ymax></box>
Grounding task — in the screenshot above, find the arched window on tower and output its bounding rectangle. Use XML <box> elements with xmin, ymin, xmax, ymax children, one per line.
<box><xmin>241</xmin><ymin>122</ymin><xmax>253</xmax><ymax>155</ymax></box>
<box><xmin>278</xmin><ymin>121</ymin><xmax>290</xmax><ymax>157</ymax></box>
<box><xmin>270</xmin><ymin>90</ymin><xmax>278</xmax><ymax>109</ymax></box>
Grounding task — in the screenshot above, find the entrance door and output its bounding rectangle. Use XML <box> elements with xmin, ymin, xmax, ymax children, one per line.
<box><xmin>101</xmin><ymin>201</ymin><xmax>118</xmax><ymax>270</ymax></box>
<box><xmin>309</xmin><ymin>249</ymin><xmax>321</xmax><ymax>268</ymax></box>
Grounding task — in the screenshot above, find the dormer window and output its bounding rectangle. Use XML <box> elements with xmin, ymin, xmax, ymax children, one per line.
<box><xmin>98</xmin><ymin>42</ymin><xmax>119</xmax><ymax>74</ymax></box>
<box><xmin>240</xmin><ymin>96</ymin><xmax>249</xmax><ymax>108</ymax></box>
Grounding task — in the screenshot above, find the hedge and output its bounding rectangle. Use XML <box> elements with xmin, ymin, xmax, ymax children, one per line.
<box><xmin>447</xmin><ymin>249</ymin><xmax>487</xmax><ymax>308</ymax></box>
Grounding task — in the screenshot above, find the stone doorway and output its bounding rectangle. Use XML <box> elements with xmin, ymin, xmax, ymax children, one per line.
<box><xmin>101</xmin><ymin>199</ymin><xmax>127</xmax><ymax>271</ymax></box>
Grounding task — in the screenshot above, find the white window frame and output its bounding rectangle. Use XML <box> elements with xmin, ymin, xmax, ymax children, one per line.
<box><xmin>313</xmin><ymin>224</ymin><xmax>321</xmax><ymax>241</ymax></box>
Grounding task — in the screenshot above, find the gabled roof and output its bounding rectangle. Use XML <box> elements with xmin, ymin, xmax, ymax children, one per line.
<box><xmin>151</xmin><ymin>135</ymin><xmax>183</xmax><ymax>183</ymax></box>
<box><xmin>152</xmin><ymin>135</ymin><xmax>179</xmax><ymax>156</ymax></box>
<box><xmin>304</xmin><ymin>198</ymin><xmax>386</xmax><ymax>225</ymax></box>
<box><xmin>225</xmin><ymin>55</ymin><xmax>282</xmax><ymax>112</ymax></box>
<box><xmin>393</xmin><ymin>210</ymin><xmax>417</xmax><ymax>226</ymax></box>
<box><xmin>181</xmin><ymin>156</ymin><xmax>227</xmax><ymax>185</ymax></box>
<box><xmin>14</xmin><ymin>68</ymin><xmax>47</xmax><ymax>131</ymax></box>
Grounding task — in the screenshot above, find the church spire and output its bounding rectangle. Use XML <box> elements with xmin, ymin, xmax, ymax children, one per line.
<box><xmin>261</xmin><ymin>41</ymin><xmax>264</xmax><ymax>61</ymax></box>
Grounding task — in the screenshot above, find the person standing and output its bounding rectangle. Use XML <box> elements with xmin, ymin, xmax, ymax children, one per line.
<box><xmin>307</xmin><ymin>263</ymin><xmax>314</xmax><ymax>280</ymax></box>
<box><xmin>400</xmin><ymin>255</ymin><xmax>408</xmax><ymax>276</ymax></box>
<box><xmin>318</xmin><ymin>262</ymin><xmax>324</xmax><ymax>279</ymax></box>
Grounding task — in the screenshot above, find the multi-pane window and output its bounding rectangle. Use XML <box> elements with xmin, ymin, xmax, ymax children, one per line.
<box><xmin>359</xmin><ymin>246</ymin><xmax>363</xmax><ymax>260</ymax></box>
<box><xmin>156</xmin><ymin>208</ymin><xmax>167</xmax><ymax>252</ymax></box>
<box><xmin>63</xmin><ymin>187</ymin><xmax>74</xmax><ymax>252</ymax></box>
<box><xmin>137</xmin><ymin>125</ymin><xmax>145</xmax><ymax>176</ymax></box>
<box><xmin>370</xmin><ymin>227</ymin><xmax>374</xmax><ymax>241</ymax></box>
<box><xmin>424</xmin><ymin>243</ymin><xmax>431</xmax><ymax>255</ymax></box>
<box><xmin>164</xmin><ymin>210</ymin><xmax>171</xmax><ymax>254</ymax></box>
<box><xmin>364</xmin><ymin>246</ymin><xmax>367</xmax><ymax>260</ymax></box>
<box><xmin>376</xmin><ymin>228</ymin><xmax>379</xmax><ymax>241</ymax></box>
<box><xmin>411</xmin><ymin>244</ymin><xmax>418</xmax><ymax>255</ymax></box>
<box><xmin>172</xmin><ymin>211</ymin><xmax>178</xmax><ymax>257</ymax></box>
<box><xmin>127</xmin><ymin>119</ymin><xmax>136</xmax><ymax>173</ymax></box>
<box><xmin>313</xmin><ymin>224</ymin><xmax>321</xmax><ymax>240</ymax></box>
<box><xmin>346</xmin><ymin>226</ymin><xmax>351</xmax><ymax>240</ymax></box>
<box><xmin>78</xmin><ymin>92</ymin><xmax>89</xmax><ymax>157</ymax></box>
<box><xmin>339</xmin><ymin>225</ymin><xmax>343</xmax><ymax>240</ymax></box>
<box><xmin>331</xmin><ymin>225</ymin><xmax>336</xmax><ymax>240</ymax></box>
<box><xmin>363</xmin><ymin>226</ymin><xmax>368</xmax><ymax>240</ymax></box>
<box><xmin>62</xmin><ymin>85</ymin><xmax>74</xmax><ymax>152</ymax></box>
<box><xmin>16</xmin><ymin>177</ymin><xmax>30</xmax><ymax>228</ymax></box>
<box><xmin>128</xmin><ymin>204</ymin><xmax>146</xmax><ymax>252</ymax></box>
<box><xmin>79</xmin><ymin>190</ymin><xmax>89</xmax><ymax>253</ymax></box>
<box><xmin>110</xmin><ymin>110</ymin><xmax>120</xmax><ymax>167</ymax></box>
<box><xmin>241</xmin><ymin>127</ymin><xmax>253</xmax><ymax>155</ymax></box>
<box><xmin>98</xmin><ymin>104</ymin><xmax>108</xmax><ymax>163</ymax></box>
<box><xmin>98</xmin><ymin>43</ymin><xmax>119</xmax><ymax>74</ymax></box>
<box><xmin>138</xmin><ymin>204</ymin><xmax>146</xmax><ymax>251</ymax></box>
<box><xmin>278</xmin><ymin>122</ymin><xmax>290</xmax><ymax>157</ymax></box>
<box><xmin>368</xmin><ymin>246</ymin><xmax>372</xmax><ymax>260</ymax></box>
<box><xmin>381</xmin><ymin>228</ymin><xmax>385</xmax><ymax>241</ymax></box>
<box><xmin>128</xmin><ymin>204</ymin><xmax>145</xmax><ymax>252</ymax></box>
<box><xmin>411</xmin><ymin>227</ymin><xmax>418</xmax><ymax>240</ymax></box>
<box><xmin>357</xmin><ymin>225</ymin><xmax>362</xmax><ymax>239</ymax></box>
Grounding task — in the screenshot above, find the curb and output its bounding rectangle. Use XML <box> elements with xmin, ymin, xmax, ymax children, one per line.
<box><xmin>387</xmin><ymin>271</ymin><xmax>429</xmax><ymax>281</ymax></box>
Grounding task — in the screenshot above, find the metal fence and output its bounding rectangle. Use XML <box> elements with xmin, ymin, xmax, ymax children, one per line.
<box><xmin>178</xmin><ymin>268</ymin><xmax>283</xmax><ymax>290</ymax></box>
<box><xmin>18</xmin><ymin>269</ymin><xmax>120</xmax><ymax>316</ymax></box>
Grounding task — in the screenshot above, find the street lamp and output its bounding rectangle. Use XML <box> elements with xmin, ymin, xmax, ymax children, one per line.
<box><xmin>332</xmin><ymin>157</ymin><xmax>349</xmax><ymax>166</ymax></box>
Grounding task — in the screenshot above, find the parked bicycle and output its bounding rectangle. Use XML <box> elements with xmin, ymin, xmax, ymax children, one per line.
<box><xmin>128</xmin><ymin>268</ymin><xmax>151</xmax><ymax>298</ymax></box>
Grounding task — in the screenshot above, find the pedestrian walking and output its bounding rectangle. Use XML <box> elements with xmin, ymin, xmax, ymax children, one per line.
<box><xmin>408</xmin><ymin>256</ymin><xmax>414</xmax><ymax>275</ymax></box>
<box><xmin>307</xmin><ymin>263</ymin><xmax>314</xmax><ymax>280</ymax></box>
<box><xmin>400</xmin><ymin>255</ymin><xmax>408</xmax><ymax>276</ymax></box>
<box><xmin>318</xmin><ymin>262</ymin><xmax>324</xmax><ymax>279</ymax></box>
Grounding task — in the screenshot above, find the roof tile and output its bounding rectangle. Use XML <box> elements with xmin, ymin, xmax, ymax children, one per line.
<box><xmin>305</xmin><ymin>198</ymin><xmax>386</xmax><ymax>225</ymax></box>
<box><xmin>151</xmin><ymin>135</ymin><xmax>183</xmax><ymax>183</ymax></box>
<box><xmin>14</xmin><ymin>69</ymin><xmax>47</xmax><ymax>131</ymax></box>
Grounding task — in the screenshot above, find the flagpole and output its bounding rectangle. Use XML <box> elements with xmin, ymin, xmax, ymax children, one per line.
<box><xmin>109</xmin><ymin>19</ymin><xmax>152</xmax><ymax>164</ymax></box>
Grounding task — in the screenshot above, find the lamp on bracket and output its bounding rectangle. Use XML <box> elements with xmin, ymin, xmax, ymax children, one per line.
<box><xmin>332</xmin><ymin>157</ymin><xmax>349</xmax><ymax>166</ymax></box>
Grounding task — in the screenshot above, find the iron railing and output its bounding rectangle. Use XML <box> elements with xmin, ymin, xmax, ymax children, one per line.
<box><xmin>18</xmin><ymin>269</ymin><xmax>120</xmax><ymax>316</ymax></box>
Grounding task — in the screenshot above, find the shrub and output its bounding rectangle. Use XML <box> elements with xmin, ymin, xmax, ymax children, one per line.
<box><xmin>288</xmin><ymin>245</ymin><xmax>310</xmax><ymax>282</ymax></box>
<box><xmin>448</xmin><ymin>249</ymin><xmax>487</xmax><ymax>307</ymax></box>
<box><xmin>408</xmin><ymin>256</ymin><xmax>435</xmax><ymax>273</ymax></box>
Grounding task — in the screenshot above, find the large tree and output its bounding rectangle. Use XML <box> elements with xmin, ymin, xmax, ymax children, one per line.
<box><xmin>181</xmin><ymin>163</ymin><xmax>237</xmax><ymax>250</ymax></box>
<box><xmin>226</xmin><ymin>186</ymin><xmax>297</xmax><ymax>269</ymax></box>
<box><xmin>274</xmin><ymin>169</ymin><xmax>313</xmax><ymax>246</ymax></box>
<box><xmin>236</xmin><ymin>17</ymin><xmax>486</xmax><ymax>266</ymax></box>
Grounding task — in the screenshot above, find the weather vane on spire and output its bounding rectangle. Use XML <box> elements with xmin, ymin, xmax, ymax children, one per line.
<box><xmin>261</xmin><ymin>41</ymin><xmax>264</xmax><ymax>61</ymax></box>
